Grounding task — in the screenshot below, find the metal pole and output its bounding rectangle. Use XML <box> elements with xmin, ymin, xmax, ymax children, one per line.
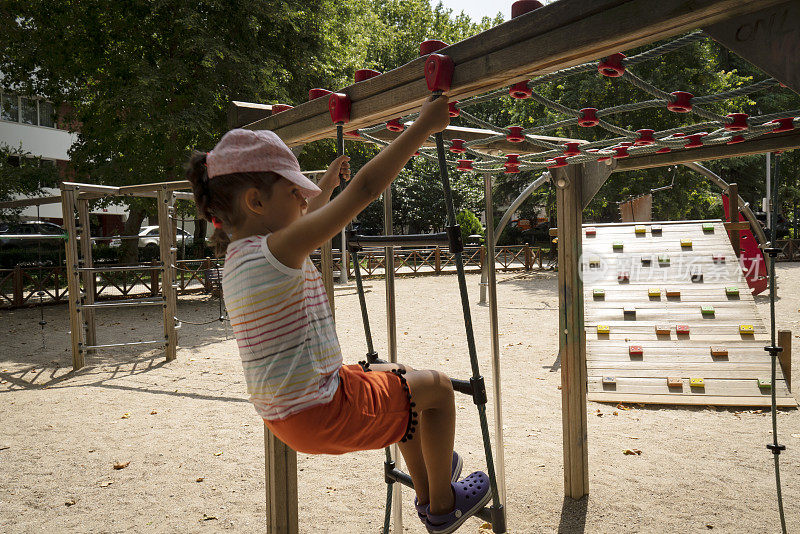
<box><xmin>340</xmin><ymin>227</ymin><xmax>348</xmax><ymax>283</ymax></box>
<box><xmin>384</xmin><ymin>186</ymin><xmax>401</xmax><ymax>534</ymax></box>
<box><xmin>484</xmin><ymin>173</ymin><xmax>507</xmax><ymax>510</ymax></box>
<box><xmin>766</xmin><ymin>152</ymin><xmax>772</xmax><ymax>231</ymax></box>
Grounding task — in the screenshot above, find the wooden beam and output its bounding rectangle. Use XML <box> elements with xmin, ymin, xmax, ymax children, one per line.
<box><xmin>60</xmin><ymin>186</ymin><xmax>84</xmax><ymax>370</ymax></box>
<box><xmin>157</xmin><ymin>188</ymin><xmax>178</xmax><ymax>362</ymax></box>
<box><xmin>244</xmin><ymin>0</ymin><xmax>783</xmax><ymax>147</ymax></box>
<box><xmin>0</xmin><ymin>195</ymin><xmax>62</xmax><ymax>209</ymax></box>
<box><xmin>229</xmin><ymin>101</ymin><xmax>273</xmax><ymax>130</ymax></box>
<box><xmin>779</xmin><ymin>330</ymin><xmax>792</xmax><ymax>391</ymax></box>
<box><xmin>555</xmin><ymin>163</ymin><xmax>589</xmax><ymax>499</ymax></box>
<box><xmin>77</xmin><ymin>198</ymin><xmax>97</xmax><ymax>351</ymax></box>
<box><xmin>617</xmin><ymin>131</ymin><xmax>800</xmax><ymax>171</ymax></box>
<box><xmin>704</xmin><ymin>1</ymin><xmax>800</xmax><ymax>95</ymax></box>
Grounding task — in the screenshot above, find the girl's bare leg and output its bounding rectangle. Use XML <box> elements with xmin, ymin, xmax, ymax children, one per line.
<box><xmin>369</xmin><ymin>363</ymin><xmax>456</xmax><ymax>515</ymax></box>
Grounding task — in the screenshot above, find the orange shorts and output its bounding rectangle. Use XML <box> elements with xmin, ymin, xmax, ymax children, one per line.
<box><xmin>265</xmin><ymin>364</ymin><xmax>414</xmax><ymax>454</ymax></box>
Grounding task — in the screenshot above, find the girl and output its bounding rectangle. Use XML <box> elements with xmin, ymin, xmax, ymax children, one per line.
<box><xmin>186</xmin><ymin>95</ymin><xmax>490</xmax><ymax>533</ymax></box>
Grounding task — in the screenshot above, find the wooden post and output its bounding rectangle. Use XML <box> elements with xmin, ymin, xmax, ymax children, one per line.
<box><xmin>434</xmin><ymin>246</ymin><xmax>441</xmax><ymax>274</ymax></box>
<box><xmin>151</xmin><ymin>261</ymin><xmax>160</xmax><ymax>297</ymax></box>
<box><xmin>77</xmin><ymin>198</ymin><xmax>97</xmax><ymax>350</ymax></box>
<box><xmin>203</xmin><ymin>257</ymin><xmax>212</xmax><ymax>292</ymax></box>
<box><xmin>480</xmin><ymin>245</ymin><xmax>486</xmax><ymax>269</ymax></box>
<box><xmin>779</xmin><ymin>330</ymin><xmax>792</xmax><ymax>391</ymax></box>
<box><xmin>60</xmin><ymin>186</ymin><xmax>84</xmax><ymax>369</ymax></box>
<box><xmin>12</xmin><ymin>265</ymin><xmax>23</xmax><ymax>308</ymax></box>
<box><xmin>264</xmin><ymin>425</ymin><xmax>299</xmax><ymax>534</ymax></box>
<box><xmin>554</xmin><ymin>164</ymin><xmax>589</xmax><ymax>499</ymax></box>
<box><xmin>729</xmin><ymin>183</ymin><xmax>740</xmax><ymax>258</ymax></box>
<box><xmin>524</xmin><ymin>244</ymin><xmax>532</xmax><ymax>270</ymax></box>
<box><xmin>537</xmin><ymin>247</ymin><xmax>543</xmax><ymax>269</ymax></box>
<box><xmin>157</xmin><ymin>188</ymin><xmax>178</xmax><ymax>361</ymax></box>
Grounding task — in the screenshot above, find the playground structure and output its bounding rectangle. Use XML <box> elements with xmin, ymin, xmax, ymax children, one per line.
<box><xmin>2</xmin><ymin>0</ymin><xmax>798</xmax><ymax>532</ymax></box>
<box><xmin>581</xmin><ymin>219</ymin><xmax>794</xmax><ymax>407</ymax></box>
<box><xmin>230</xmin><ymin>0</ymin><xmax>799</xmax><ymax>531</ymax></box>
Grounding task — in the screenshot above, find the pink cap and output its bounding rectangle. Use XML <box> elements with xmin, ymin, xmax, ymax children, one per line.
<box><xmin>206</xmin><ymin>129</ymin><xmax>321</xmax><ymax>198</ymax></box>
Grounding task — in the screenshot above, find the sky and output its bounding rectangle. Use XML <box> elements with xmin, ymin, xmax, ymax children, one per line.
<box><xmin>436</xmin><ymin>0</ymin><xmax>555</xmax><ymax>23</ymax></box>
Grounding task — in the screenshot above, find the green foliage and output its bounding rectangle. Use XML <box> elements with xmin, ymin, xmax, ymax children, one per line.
<box><xmin>456</xmin><ymin>209</ymin><xmax>483</xmax><ymax>244</ymax></box>
<box><xmin>0</xmin><ymin>143</ymin><xmax>59</xmax><ymax>209</ymax></box>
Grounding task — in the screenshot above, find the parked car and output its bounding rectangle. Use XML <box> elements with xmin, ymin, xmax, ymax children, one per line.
<box><xmin>110</xmin><ymin>226</ymin><xmax>194</xmax><ymax>249</ymax></box>
<box><xmin>0</xmin><ymin>221</ymin><xmax>67</xmax><ymax>249</ymax></box>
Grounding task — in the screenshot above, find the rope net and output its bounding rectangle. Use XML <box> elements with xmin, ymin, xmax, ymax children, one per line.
<box><xmin>349</xmin><ymin>30</ymin><xmax>798</xmax><ymax>174</ymax></box>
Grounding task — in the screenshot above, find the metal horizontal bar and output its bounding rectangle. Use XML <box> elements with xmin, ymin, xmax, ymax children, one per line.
<box><xmin>80</xmin><ymin>340</ymin><xmax>166</xmax><ymax>351</ymax></box>
<box><xmin>79</xmin><ymin>299</ymin><xmax>164</xmax><ymax>309</ymax></box>
<box><xmin>348</xmin><ymin>232</ymin><xmax>449</xmax><ymax>249</ymax></box>
<box><xmin>450</xmin><ymin>378</ymin><xmax>474</xmax><ymax>397</ymax></box>
<box><xmin>76</xmin><ymin>264</ymin><xmax>162</xmax><ymax>272</ymax></box>
<box><xmin>0</xmin><ymin>234</ymin><xmax>67</xmax><ymax>240</ymax></box>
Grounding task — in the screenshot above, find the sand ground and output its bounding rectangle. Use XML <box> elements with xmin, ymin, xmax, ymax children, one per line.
<box><xmin>1</xmin><ymin>264</ymin><xmax>799</xmax><ymax>534</ymax></box>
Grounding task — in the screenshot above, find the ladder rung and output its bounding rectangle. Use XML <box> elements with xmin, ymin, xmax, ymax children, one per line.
<box><xmin>80</xmin><ymin>340</ymin><xmax>166</xmax><ymax>351</ymax></box>
<box><xmin>348</xmin><ymin>232</ymin><xmax>449</xmax><ymax>249</ymax></box>
<box><xmin>76</xmin><ymin>265</ymin><xmax>162</xmax><ymax>272</ymax></box>
<box><xmin>79</xmin><ymin>298</ymin><xmax>163</xmax><ymax>309</ymax></box>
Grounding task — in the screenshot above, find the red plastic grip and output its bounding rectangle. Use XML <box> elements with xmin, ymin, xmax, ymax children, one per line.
<box><xmin>419</xmin><ymin>39</ymin><xmax>448</xmax><ymax>56</ymax></box>
<box><xmin>509</xmin><ymin>81</ymin><xmax>532</xmax><ymax>99</ymax></box>
<box><xmin>612</xmin><ymin>145</ymin><xmax>630</xmax><ymax>159</ymax></box>
<box><xmin>578</xmin><ymin>108</ymin><xmax>599</xmax><ymax>127</ymax></box>
<box><xmin>354</xmin><ymin>69</ymin><xmax>381</xmax><ymax>83</ymax></box>
<box><xmin>547</xmin><ymin>156</ymin><xmax>568</xmax><ymax>168</ymax></box>
<box><xmin>598</xmin><ymin>53</ymin><xmax>626</xmax><ymax>77</ymax></box>
<box><xmin>511</xmin><ymin>0</ymin><xmax>543</xmax><ymax>18</ymax></box>
<box><xmin>727</xmin><ymin>135</ymin><xmax>745</xmax><ymax>145</ymax></box>
<box><xmin>769</xmin><ymin>117</ymin><xmax>795</xmax><ymax>133</ymax></box>
<box><xmin>505</xmin><ymin>154</ymin><xmax>520</xmax><ymax>167</ymax></box>
<box><xmin>425</xmin><ymin>53</ymin><xmax>454</xmax><ymax>92</ymax></box>
<box><xmin>505</xmin><ymin>165</ymin><xmax>520</xmax><ymax>174</ymax></box>
<box><xmin>667</xmin><ymin>91</ymin><xmax>693</xmax><ymax>113</ymax></box>
<box><xmin>328</xmin><ymin>93</ymin><xmax>351</xmax><ymax>124</ymax></box>
<box><xmin>448</xmin><ymin>102</ymin><xmax>460</xmax><ymax>117</ymax></box>
<box><xmin>634</xmin><ymin>129</ymin><xmax>655</xmax><ymax>146</ymax></box>
<box><xmin>271</xmin><ymin>104</ymin><xmax>293</xmax><ymax>115</ymax></box>
<box><xmin>506</xmin><ymin>126</ymin><xmax>524</xmax><ymax>143</ymax></box>
<box><xmin>724</xmin><ymin>113</ymin><xmax>749</xmax><ymax>132</ymax></box>
<box><xmin>308</xmin><ymin>88</ymin><xmax>332</xmax><ymax>101</ymax></box>
<box><xmin>386</xmin><ymin>118</ymin><xmax>405</xmax><ymax>132</ymax></box>
<box><xmin>456</xmin><ymin>159</ymin><xmax>473</xmax><ymax>172</ymax></box>
<box><xmin>449</xmin><ymin>139</ymin><xmax>466</xmax><ymax>153</ymax></box>
<box><xmin>684</xmin><ymin>132</ymin><xmax>707</xmax><ymax>149</ymax></box>
<box><xmin>563</xmin><ymin>142</ymin><xmax>581</xmax><ymax>157</ymax></box>
<box><xmin>656</xmin><ymin>147</ymin><xmax>672</xmax><ymax>153</ymax></box>
<box><xmin>345</xmin><ymin>130</ymin><xmax>360</xmax><ymax>138</ymax></box>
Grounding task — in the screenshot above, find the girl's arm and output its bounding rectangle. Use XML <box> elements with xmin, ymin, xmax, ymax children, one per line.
<box><xmin>306</xmin><ymin>156</ymin><xmax>351</xmax><ymax>214</ymax></box>
<box><xmin>269</xmin><ymin>95</ymin><xmax>450</xmax><ymax>269</ymax></box>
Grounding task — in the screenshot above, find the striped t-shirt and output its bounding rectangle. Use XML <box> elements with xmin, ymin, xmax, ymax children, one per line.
<box><xmin>222</xmin><ymin>235</ymin><xmax>342</xmax><ymax>420</ymax></box>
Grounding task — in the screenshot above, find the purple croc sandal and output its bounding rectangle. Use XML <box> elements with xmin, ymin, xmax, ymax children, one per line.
<box><xmin>425</xmin><ymin>471</ymin><xmax>492</xmax><ymax>534</ymax></box>
<box><xmin>414</xmin><ymin>452</ymin><xmax>464</xmax><ymax>522</ymax></box>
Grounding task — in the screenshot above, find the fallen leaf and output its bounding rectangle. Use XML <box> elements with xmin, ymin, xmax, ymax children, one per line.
<box><xmin>113</xmin><ymin>461</ymin><xmax>130</xmax><ymax>470</ymax></box>
<box><xmin>121</xmin><ymin>413</ymin><xmax>130</xmax><ymax>419</ymax></box>
<box><xmin>623</xmin><ymin>449</ymin><xmax>642</xmax><ymax>456</ymax></box>
<box><xmin>65</xmin><ymin>498</ymin><xmax>76</xmax><ymax>506</ymax></box>
<box><xmin>625</xmin><ymin>436</ymin><xmax>640</xmax><ymax>440</ymax></box>
<box><xmin>213</xmin><ymin>451</ymin><xmax>223</xmax><ymax>456</ymax></box>
<box><xmin>99</xmin><ymin>481</ymin><xmax>112</xmax><ymax>487</ymax></box>
<box><xmin>616</xmin><ymin>404</ymin><xmax>630</xmax><ymax>410</ymax></box>
<box><xmin>201</xmin><ymin>514</ymin><xmax>217</xmax><ymax>521</ymax></box>
<box><xmin>150</xmin><ymin>411</ymin><xmax>157</xmax><ymax>415</ymax></box>
<box><xmin>196</xmin><ymin>477</ymin><xmax>204</xmax><ymax>482</ymax></box>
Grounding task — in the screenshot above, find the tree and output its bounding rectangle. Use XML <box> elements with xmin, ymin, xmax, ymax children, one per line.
<box><xmin>0</xmin><ymin>143</ymin><xmax>59</xmax><ymax>213</ymax></box>
<box><xmin>1</xmin><ymin>0</ymin><xmax>359</xmax><ymax>261</ymax></box>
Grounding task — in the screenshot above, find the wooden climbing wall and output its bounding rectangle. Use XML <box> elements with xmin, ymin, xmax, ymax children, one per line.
<box><xmin>582</xmin><ymin>220</ymin><xmax>796</xmax><ymax>407</ymax></box>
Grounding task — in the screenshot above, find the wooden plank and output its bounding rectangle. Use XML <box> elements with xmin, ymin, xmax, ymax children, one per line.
<box><xmin>704</xmin><ymin>1</ymin><xmax>800</xmax><ymax>95</ymax></box>
<box><xmin>59</xmin><ymin>186</ymin><xmax>84</xmax><ymax>370</ymax></box>
<box><xmin>779</xmin><ymin>329</ymin><xmax>792</xmax><ymax>391</ymax></box>
<box><xmin>0</xmin><ymin>195</ymin><xmax>62</xmax><ymax>209</ymax></box>
<box><xmin>617</xmin><ymin>130</ymin><xmax>800</xmax><ymax>171</ymax></box>
<box><xmin>555</xmin><ymin>163</ymin><xmax>588</xmax><ymax>499</ymax></box>
<box><xmin>588</xmin><ymin>376</ymin><xmax>792</xmax><ymax>396</ymax></box>
<box><xmin>264</xmin><ymin>425</ymin><xmax>299</xmax><ymax>534</ymax></box>
<box><xmin>588</xmin><ymin>393</ymin><xmax>797</xmax><ymax>407</ymax></box>
<box><xmin>245</xmin><ymin>0</ymin><xmax>783</xmax><ymax>146</ymax></box>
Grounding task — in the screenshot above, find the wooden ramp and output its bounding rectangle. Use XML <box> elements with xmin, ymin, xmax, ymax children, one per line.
<box><xmin>582</xmin><ymin>220</ymin><xmax>796</xmax><ymax>407</ymax></box>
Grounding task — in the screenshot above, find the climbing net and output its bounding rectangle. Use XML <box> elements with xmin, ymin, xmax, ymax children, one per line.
<box><xmin>350</xmin><ymin>30</ymin><xmax>799</xmax><ymax>174</ymax></box>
